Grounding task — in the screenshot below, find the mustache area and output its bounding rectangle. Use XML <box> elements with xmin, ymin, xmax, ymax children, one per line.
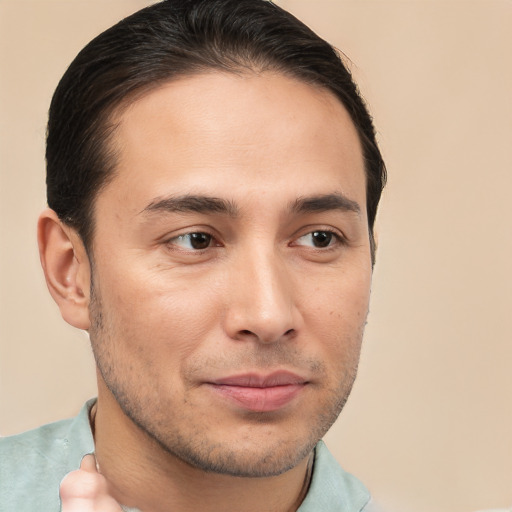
<box><xmin>182</xmin><ymin>345</ymin><xmax>328</xmax><ymax>385</ymax></box>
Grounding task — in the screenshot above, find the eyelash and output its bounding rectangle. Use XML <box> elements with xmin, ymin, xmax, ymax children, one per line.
<box><xmin>164</xmin><ymin>228</ymin><xmax>346</xmax><ymax>253</ymax></box>
<box><xmin>165</xmin><ymin>231</ymin><xmax>219</xmax><ymax>252</ymax></box>
<box><xmin>293</xmin><ymin>229</ymin><xmax>346</xmax><ymax>250</ymax></box>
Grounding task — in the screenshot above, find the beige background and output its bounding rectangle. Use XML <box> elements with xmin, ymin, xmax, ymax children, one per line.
<box><xmin>1</xmin><ymin>1</ymin><xmax>511</xmax><ymax>512</ymax></box>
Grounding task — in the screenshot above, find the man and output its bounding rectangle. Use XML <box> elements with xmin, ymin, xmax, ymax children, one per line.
<box><xmin>0</xmin><ymin>0</ymin><xmax>386</xmax><ymax>510</ymax></box>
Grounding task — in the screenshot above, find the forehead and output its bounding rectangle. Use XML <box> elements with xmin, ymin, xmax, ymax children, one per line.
<box><xmin>102</xmin><ymin>71</ymin><xmax>366</xmax><ymax>216</ymax></box>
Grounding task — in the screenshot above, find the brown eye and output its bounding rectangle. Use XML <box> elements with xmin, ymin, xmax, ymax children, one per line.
<box><xmin>172</xmin><ymin>232</ymin><xmax>213</xmax><ymax>250</ymax></box>
<box><xmin>296</xmin><ymin>230</ymin><xmax>337</xmax><ymax>248</ymax></box>
<box><xmin>188</xmin><ymin>232</ymin><xmax>212</xmax><ymax>249</ymax></box>
<box><xmin>311</xmin><ymin>231</ymin><xmax>333</xmax><ymax>247</ymax></box>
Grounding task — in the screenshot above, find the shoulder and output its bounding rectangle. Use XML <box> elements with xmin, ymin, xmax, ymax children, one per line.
<box><xmin>0</xmin><ymin>415</ymin><xmax>81</xmax><ymax>469</ymax></box>
<box><xmin>0</xmin><ymin>401</ymin><xmax>95</xmax><ymax>511</ymax></box>
<box><xmin>298</xmin><ymin>440</ymin><xmax>372</xmax><ymax>512</ymax></box>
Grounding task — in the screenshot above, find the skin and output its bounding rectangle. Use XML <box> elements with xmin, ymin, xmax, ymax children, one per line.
<box><xmin>41</xmin><ymin>71</ymin><xmax>372</xmax><ymax>512</ymax></box>
<box><xmin>60</xmin><ymin>454</ymin><xmax>122</xmax><ymax>512</ymax></box>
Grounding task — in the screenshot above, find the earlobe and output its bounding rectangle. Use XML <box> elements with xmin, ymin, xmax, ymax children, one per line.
<box><xmin>37</xmin><ymin>208</ymin><xmax>91</xmax><ymax>330</ymax></box>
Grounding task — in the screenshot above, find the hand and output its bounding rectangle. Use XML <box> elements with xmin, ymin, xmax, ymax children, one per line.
<box><xmin>60</xmin><ymin>454</ymin><xmax>123</xmax><ymax>512</ymax></box>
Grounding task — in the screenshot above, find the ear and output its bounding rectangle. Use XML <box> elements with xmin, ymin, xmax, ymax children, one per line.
<box><xmin>37</xmin><ymin>208</ymin><xmax>91</xmax><ymax>330</ymax></box>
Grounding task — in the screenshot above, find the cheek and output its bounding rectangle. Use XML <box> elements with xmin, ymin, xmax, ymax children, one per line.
<box><xmin>300</xmin><ymin>266</ymin><xmax>370</xmax><ymax>359</ymax></box>
<box><xmin>303</xmin><ymin>262</ymin><xmax>371</xmax><ymax>320</ymax></box>
<box><xmin>94</xmin><ymin>263</ymin><xmax>225</xmax><ymax>363</ymax></box>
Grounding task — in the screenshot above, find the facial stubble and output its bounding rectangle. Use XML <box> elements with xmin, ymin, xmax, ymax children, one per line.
<box><xmin>88</xmin><ymin>277</ymin><xmax>363</xmax><ymax>478</ymax></box>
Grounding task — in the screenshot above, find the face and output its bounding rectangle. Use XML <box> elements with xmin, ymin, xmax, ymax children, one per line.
<box><xmin>87</xmin><ymin>71</ymin><xmax>372</xmax><ymax>477</ymax></box>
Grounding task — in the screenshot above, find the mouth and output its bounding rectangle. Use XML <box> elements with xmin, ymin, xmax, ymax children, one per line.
<box><xmin>206</xmin><ymin>371</ymin><xmax>309</xmax><ymax>413</ymax></box>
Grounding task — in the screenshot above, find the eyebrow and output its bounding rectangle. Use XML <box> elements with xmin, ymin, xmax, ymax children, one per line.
<box><xmin>140</xmin><ymin>192</ymin><xmax>360</xmax><ymax>218</ymax></box>
<box><xmin>141</xmin><ymin>195</ymin><xmax>239</xmax><ymax>217</ymax></box>
<box><xmin>290</xmin><ymin>193</ymin><xmax>361</xmax><ymax>215</ymax></box>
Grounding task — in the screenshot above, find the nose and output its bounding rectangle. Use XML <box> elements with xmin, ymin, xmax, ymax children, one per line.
<box><xmin>223</xmin><ymin>248</ymin><xmax>301</xmax><ymax>344</ymax></box>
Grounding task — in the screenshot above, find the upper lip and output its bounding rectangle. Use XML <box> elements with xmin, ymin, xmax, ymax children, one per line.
<box><xmin>209</xmin><ymin>371</ymin><xmax>307</xmax><ymax>388</ymax></box>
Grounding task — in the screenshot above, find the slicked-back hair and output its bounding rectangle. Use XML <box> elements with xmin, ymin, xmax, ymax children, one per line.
<box><xmin>46</xmin><ymin>0</ymin><xmax>386</xmax><ymax>261</ymax></box>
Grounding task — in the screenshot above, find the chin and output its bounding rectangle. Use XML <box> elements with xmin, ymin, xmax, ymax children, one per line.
<box><xmin>158</xmin><ymin>434</ymin><xmax>317</xmax><ymax>478</ymax></box>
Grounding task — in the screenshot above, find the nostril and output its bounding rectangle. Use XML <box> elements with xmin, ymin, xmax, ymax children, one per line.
<box><xmin>236</xmin><ymin>328</ymin><xmax>295</xmax><ymax>342</ymax></box>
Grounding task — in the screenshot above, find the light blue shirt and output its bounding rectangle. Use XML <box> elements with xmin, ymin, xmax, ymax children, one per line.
<box><xmin>0</xmin><ymin>399</ymin><xmax>372</xmax><ymax>511</ymax></box>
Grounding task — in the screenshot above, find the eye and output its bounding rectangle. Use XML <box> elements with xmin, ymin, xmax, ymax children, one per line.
<box><xmin>295</xmin><ymin>230</ymin><xmax>340</xmax><ymax>248</ymax></box>
<box><xmin>169</xmin><ymin>232</ymin><xmax>215</xmax><ymax>250</ymax></box>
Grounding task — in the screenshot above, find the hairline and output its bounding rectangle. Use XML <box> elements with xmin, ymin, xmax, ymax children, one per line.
<box><xmin>73</xmin><ymin>65</ymin><xmax>375</xmax><ymax>262</ymax></box>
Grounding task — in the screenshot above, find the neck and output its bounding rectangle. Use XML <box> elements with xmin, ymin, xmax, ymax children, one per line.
<box><xmin>91</xmin><ymin>382</ymin><xmax>314</xmax><ymax>512</ymax></box>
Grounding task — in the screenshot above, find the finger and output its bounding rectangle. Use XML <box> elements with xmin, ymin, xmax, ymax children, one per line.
<box><xmin>60</xmin><ymin>469</ymin><xmax>124</xmax><ymax>512</ymax></box>
<box><xmin>60</xmin><ymin>468</ymin><xmax>106</xmax><ymax>501</ymax></box>
<box><xmin>80</xmin><ymin>454</ymin><xmax>98</xmax><ymax>473</ymax></box>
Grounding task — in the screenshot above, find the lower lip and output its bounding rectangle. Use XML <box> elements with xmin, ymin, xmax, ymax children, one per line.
<box><xmin>208</xmin><ymin>384</ymin><xmax>305</xmax><ymax>412</ymax></box>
